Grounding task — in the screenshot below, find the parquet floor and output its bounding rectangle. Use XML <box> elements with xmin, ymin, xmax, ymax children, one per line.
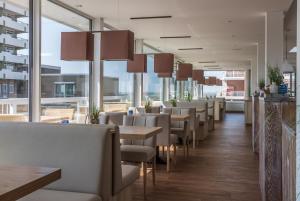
<box><xmin>133</xmin><ymin>113</ymin><xmax>261</xmax><ymax>201</ymax></box>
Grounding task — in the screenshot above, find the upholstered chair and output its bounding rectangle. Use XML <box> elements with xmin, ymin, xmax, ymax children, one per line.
<box><xmin>136</xmin><ymin>106</ymin><xmax>161</xmax><ymax>114</ymax></box>
<box><xmin>162</xmin><ymin>108</ymin><xmax>190</xmax><ymax>157</ymax></box>
<box><xmin>121</xmin><ymin>115</ymin><xmax>158</xmax><ymax>199</ymax></box>
<box><xmin>143</xmin><ymin>113</ymin><xmax>177</xmax><ymax>172</ymax></box>
<box><xmin>207</xmin><ymin>100</ymin><xmax>215</xmax><ymax>131</ymax></box>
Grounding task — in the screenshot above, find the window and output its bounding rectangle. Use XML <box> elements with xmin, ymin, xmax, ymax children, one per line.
<box><xmin>41</xmin><ymin>0</ymin><xmax>91</xmax><ymax>123</ymax></box>
<box><xmin>143</xmin><ymin>55</ymin><xmax>162</xmax><ymax>102</ymax></box>
<box><xmin>55</xmin><ymin>82</ymin><xmax>75</xmax><ymax>98</ymax></box>
<box><xmin>103</xmin><ymin>61</ymin><xmax>133</xmax><ymax>112</ymax></box>
<box><xmin>0</xmin><ymin>0</ymin><xmax>29</xmax><ymax>121</ymax></box>
<box><xmin>203</xmin><ymin>71</ymin><xmax>245</xmax><ymax>99</ymax></box>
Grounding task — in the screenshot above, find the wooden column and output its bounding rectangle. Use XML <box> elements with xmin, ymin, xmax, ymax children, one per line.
<box><xmin>259</xmin><ymin>97</ymin><xmax>292</xmax><ymax>201</ymax></box>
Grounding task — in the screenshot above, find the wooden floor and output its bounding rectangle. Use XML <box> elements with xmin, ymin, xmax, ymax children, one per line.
<box><xmin>133</xmin><ymin>113</ymin><xmax>261</xmax><ymax>201</ymax></box>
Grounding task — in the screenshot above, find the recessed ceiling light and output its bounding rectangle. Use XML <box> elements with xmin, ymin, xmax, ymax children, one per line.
<box><xmin>160</xmin><ymin>36</ymin><xmax>191</xmax><ymax>39</ymax></box>
<box><xmin>178</xmin><ymin>48</ymin><xmax>203</xmax><ymax>51</ymax></box>
<box><xmin>199</xmin><ymin>61</ymin><xmax>216</xmax><ymax>64</ymax></box>
<box><xmin>130</xmin><ymin>16</ymin><xmax>172</xmax><ymax>20</ymax></box>
<box><xmin>204</xmin><ymin>65</ymin><xmax>219</xmax><ymax>68</ymax></box>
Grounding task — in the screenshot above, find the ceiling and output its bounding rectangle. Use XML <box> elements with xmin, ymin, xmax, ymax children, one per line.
<box><xmin>12</xmin><ymin>0</ymin><xmax>295</xmax><ymax>70</ymax></box>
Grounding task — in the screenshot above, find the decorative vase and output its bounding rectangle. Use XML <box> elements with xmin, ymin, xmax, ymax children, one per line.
<box><xmin>278</xmin><ymin>84</ymin><xmax>288</xmax><ymax>95</ymax></box>
<box><xmin>270</xmin><ymin>82</ymin><xmax>278</xmax><ymax>94</ymax></box>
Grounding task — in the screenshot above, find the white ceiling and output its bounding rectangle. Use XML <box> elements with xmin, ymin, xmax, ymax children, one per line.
<box><xmin>14</xmin><ymin>0</ymin><xmax>295</xmax><ymax>70</ymax></box>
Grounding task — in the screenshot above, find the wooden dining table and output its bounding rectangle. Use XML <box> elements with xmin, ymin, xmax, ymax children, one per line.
<box><xmin>119</xmin><ymin>126</ymin><xmax>162</xmax><ymax>140</ymax></box>
<box><xmin>0</xmin><ymin>165</ymin><xmax>61</xmax><ymax>201</ymax></box>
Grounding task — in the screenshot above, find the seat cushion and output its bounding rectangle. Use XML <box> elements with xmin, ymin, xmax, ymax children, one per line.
<box><xmin>121</xmin><ymin>145</ymin><xmax>156</xmax><ymax>162</ymax></box>
<box><xmin>121</xmin><ymin>164</ymin><xmax>140</xmax><ymax>190</ymax></box>
<box><xmin>18</xmin><ymin>189</ymin><xmax>101</xmax><ymax>201</ymax></box>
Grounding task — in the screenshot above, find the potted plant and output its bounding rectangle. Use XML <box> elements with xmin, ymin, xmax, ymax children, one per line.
<box><xmin>259</xmin><ymin>79</ymin><xmax>265</xmax><ymax>90</ymax></box>
<box><xmin>267</xmin><ymin>66</ymin><xmax>284</xmax><ymax>94</ymax></box>
<box><xmin>144</xmin><ymin>99</ymin><xmax>152</xmax><ymax>113</ymax></box>
<box><xmin>90</xmin><ymin>106</ymin><xmax>101</xmax><ymax>124</ymax></box>
<box><xmin>185</xmin><ymin>91</ymin><xmax>192</xmax><ymax>102</ymax></box>
<box><xmin>169</xmin><ymin>99</ymin><xmax>177</xmax><ymax>107</ymax></box>
<box><xmin>258</xmin><ymin>79</ymin><xmax>265</xmax><ymax>97</ymax></box>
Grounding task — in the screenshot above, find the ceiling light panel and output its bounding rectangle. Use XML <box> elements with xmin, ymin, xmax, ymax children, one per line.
<box><xmin>160</xmin><ymin>36</ymin><xmax>191</xmax><ymax>39</ymax></box>
<box><xmin>130</xmin><ymin>16</ymin><xmax>172</xmax><ymax>20</ymax></box>
<box><xmin>178</xmin><ymin>48</ymin><xmax>203</xmax><ymax>50</ymax></box>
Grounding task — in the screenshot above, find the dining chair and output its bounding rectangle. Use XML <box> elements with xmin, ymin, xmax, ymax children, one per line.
<box><xmin>143</xmin><ymin>113</ymin><xmax>177</xmax><ymax>172</ymax></box>
<box><xmin>162</xmin><ymin>108</ymin><xmax>190</xmax><ymax>157</ymax></box>
<box><xmin>207</xmin><ymin>100</ymin><xmax>215</xmax><ymax>131</ymax></box>
<box><xmin>120</xmin><ymin>115</ymin><xmax>158</xmax><ymax>200</ymax></box>
<box><xmin>136</xmin><ymin>106</ymin><xmax>161</xmax><ymax>114</ymax></box>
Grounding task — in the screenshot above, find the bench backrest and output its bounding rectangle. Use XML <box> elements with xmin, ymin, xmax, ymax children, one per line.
<box><xmin>0</xmin><ymin>122</ymin><xmax>121</xmax><ymax>201</ymax></box>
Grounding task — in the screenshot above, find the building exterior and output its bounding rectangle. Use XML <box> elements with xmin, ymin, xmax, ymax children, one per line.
<box><xmin>0</xmin><ymin>1</ymin><xmax>29</xmax><ymax>99</ymax></box>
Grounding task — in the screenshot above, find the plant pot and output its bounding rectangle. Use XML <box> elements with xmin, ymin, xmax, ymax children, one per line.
<box><xmin>270</xmin><ymin>82</ymin><xmax>278</xmax><ymax>94</ymax></box>
<box><xmin>90</xmin><ymin>118</ymin><xmax>99</xmax><ymax>124</ymax></box>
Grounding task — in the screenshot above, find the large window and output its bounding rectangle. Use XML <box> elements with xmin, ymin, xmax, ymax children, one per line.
<box><xmin>203</xmin><ymin>71</ymin><xmax>245</xmax><ymax>99</ymax></box>
<box><xmin>41</xmin><ymin>0</ymin><xmax>91</xmax><ymax>123</ymax></box>
<box><xmin>143</xmin><ymin>55</ymin><xmax>162</xmax><ymax>102</ymax></box>
<box><xmin>103</xmin><ymin>61</ymin><xmax>133</xmax><ymax>112</ymax></box>
<box><xmin>0</xmin><ymin>0</ymin><xmax>29</xmax><ymax>122</ymax></box>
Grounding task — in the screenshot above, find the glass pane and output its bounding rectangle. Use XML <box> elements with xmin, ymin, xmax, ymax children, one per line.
<box><xmin>0</xmin><ymin>0</ymin><xmax>29</xmax><ymax>122</ymax></box>
<box><xmin>41</xmin><ymin>0</ymin><xmax>91</xmax><ymax>123</ymax></box>
<box><xmin>143</xmin><ymin>55</ymin><xmax>162</xmax><ymax>102</ymax></box>
<box><xmin>103</xmin><ymin>61</ymin><xmax>133</xmax><ymax>112</ymax></box>
<box><xmin>203</xmin><ymin>71</ymin><xmax>245</xmax><ymax>99</ymax></box>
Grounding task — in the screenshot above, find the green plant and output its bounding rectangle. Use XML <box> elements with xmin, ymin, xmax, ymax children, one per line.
<box><xmin>170</xmin><ymin>99</ymin><xmax>177</xmax><ymax>107</ymax></box>
<box><xmin>185</xmin><ymin>91</ymin><xmax>192</xmax><ymax>102</ymax></box>
<box><xmin>268</xmin><ymin>65</ymin><xmax>284</xmax><ymax>86</ymax></box>
<box><xmin>144</xmin><ymin>99</ymin><xmax>152</xmax><ymax>113</ymax></box>
<box><xmin>90</xmin><ymin>106</ymin><xmax>101</xmax><ymax>124</ymax></box>
<box><xmin>259</xmin><ymin>79</ymin><xmax>265</xmax><ymax>90</ymax></box>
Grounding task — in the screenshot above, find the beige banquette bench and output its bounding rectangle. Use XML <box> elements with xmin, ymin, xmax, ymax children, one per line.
<box><xmin>0</xmin><ymin>122</ymin><xmax>139</xmax><ymax>201</ymax></box>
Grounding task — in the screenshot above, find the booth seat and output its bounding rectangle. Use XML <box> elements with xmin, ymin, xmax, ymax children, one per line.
<box><xmin>0</xmin><ymin>122</ymin><xmax>139</xmax><ymax>201</ymax></box>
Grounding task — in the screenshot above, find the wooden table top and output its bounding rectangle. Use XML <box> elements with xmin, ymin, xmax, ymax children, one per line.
<box><xmin>196</xmin><ymin>109</ymin><xmax>206</xmax><ymax>113</ymax></box>
<box><xmin>171</xmin><ymin>114</ymin><xmax>190</xmax><ymax>121</ymax></box>
<box><xmin>0</xmin><ymin>165</ymin><xmax>61</xmax><ymax>201</ymax></box>
<box><xmin>119</xmin><ymin>126</ymin><xmax>162</xmax><ymax>140</ymax></box>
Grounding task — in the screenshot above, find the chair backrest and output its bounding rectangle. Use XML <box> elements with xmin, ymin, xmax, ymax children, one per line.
<box><xmin>123</xmin><ymin>115</ymin><xmax>158</xmax><ymax>146</ymax></box>
<box><xmin>143</xmin><ymin>113</ymin><xmax>171</xmax><ymax>146</ymax></box>
<box><xmin>162</xmin><ymin>107</ymin><xmax>196</xmax><ymax>132</ymax></box>
<box><xmin>106</xmin><ymin>112</ymin><xmax>126</xmax><ymax>126</ymax></box>
<box><xmin>136</xmin><ymin>106</ymin><xmax>161</xmax><ymax>114</ymax></box>
<box><xmin>207</xmin><ymin>100</ymin><xmax>215</xmax><ymax>116</ymax></box>
<box><xmin>0</xmin><ymin>122</ymin><xmax>121</xmax><ymax>201</ymax></box>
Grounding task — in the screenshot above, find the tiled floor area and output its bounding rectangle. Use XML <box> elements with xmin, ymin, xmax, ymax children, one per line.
<box><xmin>133</xmin><ymin>113</ymin><xmax>261</xmax><ymax>201</ymax></box>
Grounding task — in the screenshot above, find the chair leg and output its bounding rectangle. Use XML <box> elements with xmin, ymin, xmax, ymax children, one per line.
<box><xmin>143</xmin><ymin>162</ymin><xmax>147</xmax><ymax>200</ymax></box>
<box><xmin>187</xmin><ymin>137</ymin><xmax>190</xmax><ymax>157</ymax></box>
<box><xmin>152</xmin><ymin>158</ymin><xmax>156</xmax><ymax>186</ymax></box>
<box><xmin>167</xmin><ymin>145</ymin><xmax>170</xmax><ymax>172</ymax></box>
<box><xmin>183</xmin><ymin>141</ymin><xmax>186</xmax><ymax>158</ymax></box>
<box><xmin>162</xmin><ymin>146</ymin><xmax>165</xmax><ymax>157</ymax></box>
<box><xmin>173</xmin><ymin>145</ymin><xmax>177</xmax><ymax>165</ymax></box>
<box><xmin>193</xmin><ymin>131</ymin><xmax>196</xmax><ymax>149</ymax></box>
